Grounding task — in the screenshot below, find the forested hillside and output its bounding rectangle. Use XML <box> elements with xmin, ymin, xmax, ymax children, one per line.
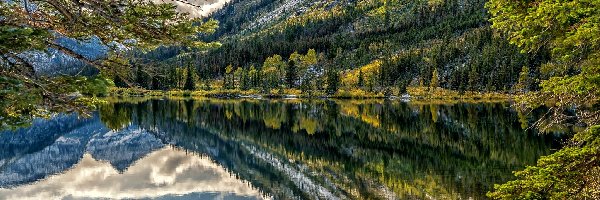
<box><xmin>130</xmin><ymin>0</ymin><xmax>543</xmax><ymax>94</ymax></box>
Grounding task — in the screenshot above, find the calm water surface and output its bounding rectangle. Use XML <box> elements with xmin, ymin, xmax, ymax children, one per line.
<box><xmin>0</xmin><ymin>98</ymin><xmax>561</xmax><ymax>199</ymax></box>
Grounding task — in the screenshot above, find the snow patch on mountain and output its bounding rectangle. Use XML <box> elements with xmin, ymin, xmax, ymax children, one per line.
<box><xmin>246</xmin><ymin>0</ymin><xmax>317</xmax><ymax>31</ymax></box>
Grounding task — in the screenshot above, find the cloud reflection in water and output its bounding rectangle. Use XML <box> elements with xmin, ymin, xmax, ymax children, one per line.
<box><xmin>0</xmin><ymin>147</ymin><xmax>268</xmax><ymax>200</ymax></box>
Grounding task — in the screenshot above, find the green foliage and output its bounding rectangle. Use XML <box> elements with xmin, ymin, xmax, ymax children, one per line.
<box><xmin>488</xmin><ymin>126</ymin><xmax>600</xmax><ymax>199</ymax></box>
<box><xmin>240</xmin><ymin>67</ymin><xmax>250</xmax><ymax>91</ymax></box>
<box><xmin>184</xmin><ymin>65</ymin><xmax>196</xmax><ymax>91</ymax></box>
<box><xmin>0</xmin><ymin>76</ymin><xmax>45</xmax><ymax>129</ymax></box>
<box><xmin>0</xmin><ymin>26</ymin><xmax>49</xmax><ymax>52</ymax></box>
<box><xmin>326</xmin><ymin>67</ymin><xmax>340</xmax><ymax>95</ymax></box>
<box><xmin>285</xmin><ymin>60</ymin><xmax>297</xmax><ymax>88</ymax></box>
<box><xmin>513</xmin><ymin>66</ymin><xmax>532</xmax><ymax>93</ymax></box>
<box><xmin>430</xmin><ymin>68</ymin><xmax>439</xmax><ymax>90</ymax></box>
<box><xmin>540</xmin><ymin>56</ymin><xmax>600</xmax><ymax>97</ymax></box>
<box><xmin>358</xmin><ymin>70</ymin><xmax>364</xmax><ymax>88</ymax></box>
<box><xmin>248</xmin><ymin>65</ymin><xmax>260</xmax><ymax>88</ymax></box>
<box><xmin>487</xmin><ymin>0</ymin><xmax>599</xmax><ymax>125</ymax></box>
<box><xmin>224</xmin><ymin>65</ymin><xmax>235</xmax><ymax>89</ymax></box>
<box><xmin>486</xmin><ymin>0</ymin><xmax>600</xmax><ymax>198</ymax></box>
<box><xmin>486</xmin><ymin>0</ymin><xmax>599</xmax><ymax>69</ymax></box>
<box><xmin>175</xmin><ymin>0</ymin><xmax>528</xmax><ymax>95</ymax></box>
<box><xmin>0</xmin><ymin>75</ymin><xmax>110</xmax><ymax>130</ymax></box>
<box><xmin>1</xmin><ymin>0</ymin><xmax>219</xmax><ymax>128</ymax></box>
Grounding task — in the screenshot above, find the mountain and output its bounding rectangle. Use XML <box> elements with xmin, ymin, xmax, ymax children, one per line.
<box><xmin>150</xmin><ymin>0</ymin><xmax>540</xmax><ymax>93</ymax></box>
<box><xmin>20</xmin><ymin>36</ymin><xmax>106</xmax><ymax>76</ymax></box>
<box><xmin>20</xmin><ymin>1</ymin><xmax>226</xmax><ymax>77</ymax></box>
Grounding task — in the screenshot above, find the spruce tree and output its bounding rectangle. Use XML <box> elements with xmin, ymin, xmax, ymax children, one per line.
<box><xmin>326</xmin><ymin>67</ymin><xmax>340</xmax><ymax>95</ymax></box>
<box><xmin>430</xmin><ymin>68</ymin><xmax>440</xmax><ymax>90</ymax></box>
<box><xmin>358</xmin><ymin>70</ymin><xmax>364</xmax><ymax>88</ymax></box>
<box><xmin>241</xmin><ymin>67</ymin><xmax>250</xmax><ymax>91</ymax></box>
<box><xmin>224</xmin><ymin>65</ymin><xmax>235</xmax><ymax>89</ymax></box>
<box><xmin>513</xmin><ymin>66</ymin><xmax>530</xmax><ymax>93</ymax></box>
<box><xmin>286</xmin><ymin>60</ymin><xmax>297</xmax><ymax>88</ymax></box>
<box><xmin>183</xmin><ymin>65</ymin><xmax>196</xmax><ymax>91</ymax></box>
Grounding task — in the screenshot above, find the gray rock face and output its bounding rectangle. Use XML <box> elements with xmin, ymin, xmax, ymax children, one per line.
<box><xmin>20</xmin><ymin>36</ymin><xmax>107</xmax><ymax>76</ymax></box>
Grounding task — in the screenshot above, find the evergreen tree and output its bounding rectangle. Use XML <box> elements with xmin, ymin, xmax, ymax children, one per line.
<box><xmin>183</xmin><ymin>65</ymin><xmax>196</xmax><ymax>91</ymax></box>
<box><xmin>135</xmin><ymin>65</ymin><xmax>148</xmax><ymax>88</ymax></box>
<box><xmin>241</xmin><ymin>67</ymin><xmax>250</xmax><ymax>91</ymax></box>
<box><xmin>326</xmin><ymin>67</ymin><xmax>340</xmax><ymax>95</ymax></box>
<box><xmin>234</xmin><ymin>67</ymin><xmax>243</xmax><ymax>88</ymax></box>
<box><xmin>486</xmin><ymin>0</ymin><xmax>600</xmax><ymax>198</ymax></box>
<box><xmin>513</xmin><ymin>66</ymin><xmax>531</xmax><ymax>93</ymax></box>
<box><xmin>248</xmin><ymin>65</ymin><xmax>259</xmax><ymax>88</ymax></box>
<box><xmin>286</xmin><ymin>60</ymin><xmax>298</xmax><ymax>88</ymax></box>
<box><xmin>397</xmin><ymin>79</ymin><xmax>408</xmax><ymax>95</ymax></box>
<box><xmin>430</xmin><ymin>68</ymin><xmax>439</xmax><ymax>90</ymax></box>
<box><xmin>468</xmin><ymin>67</ymin><xmax>480</xmax><ymax>91</ymax></box>
<box><xmin>224</xmin><ymin>65</ymin><xmax>235</xmax><ymax>89</ymax></box>
<box><xmin>0</xmin><ymin>0</ymin><xmax>217</xmax><ymax>125</ymax></box>
<box><xmin>358</xmin><ymin>70</ymin><xmax>364</xmax><ymax>88</ymax></box>
<box><xmin>262</xmin><ymin>67</ymin><xmax>278</xmax><ymax>92</ymax></box>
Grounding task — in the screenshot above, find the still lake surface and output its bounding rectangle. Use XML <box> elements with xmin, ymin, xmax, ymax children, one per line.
<box><xmin>0</xmin><ymin>98</ymin><xmax>561</xmax><ymax>199</ymax></box>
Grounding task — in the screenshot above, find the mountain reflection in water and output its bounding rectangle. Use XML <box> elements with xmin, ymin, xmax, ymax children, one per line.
<box><xmin>0</xmin><ymin>98</ymin><xmax>561</xmax><ymax>199</ymax></box>
<box><xmin>0</xmin><ymin>148</ymin><xmax>266</xmax><ymax>200</ymax></box>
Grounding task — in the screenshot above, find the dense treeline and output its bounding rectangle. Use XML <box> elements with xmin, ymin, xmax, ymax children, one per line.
<box><xmin>127</xmin><ymin>0</ymin><xmax>544</xmax><ymax>95</ymax></box>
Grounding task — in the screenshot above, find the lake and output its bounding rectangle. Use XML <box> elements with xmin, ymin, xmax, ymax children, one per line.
<box><xmin>0</xmin><ymin>98</ymin><xmax>561</xmax><ymax>199</ymax></box>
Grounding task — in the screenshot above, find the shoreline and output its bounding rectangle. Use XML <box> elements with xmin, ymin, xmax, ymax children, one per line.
<box><xmin>106</xmin><ymin>87</ymin><xmax>514</xmax><ymax>102</ymax></box>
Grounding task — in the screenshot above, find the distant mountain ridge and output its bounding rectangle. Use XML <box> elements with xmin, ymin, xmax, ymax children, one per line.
<box><xmin>20</xmin><ymin>36</ymin><xmax>106</xmax><ymax>76</ymax></box>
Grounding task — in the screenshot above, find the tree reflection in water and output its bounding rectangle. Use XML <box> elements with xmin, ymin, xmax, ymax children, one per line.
<box><xmin>98</xmin><ymin>98</ymin><xmax>560</xmax><ymax>199</ymax></box>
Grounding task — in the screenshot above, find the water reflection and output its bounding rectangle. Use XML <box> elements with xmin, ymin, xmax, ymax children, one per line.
<box><xmin>0</xmin><ymin>98</ymin><xmax>561</xmax><ymax>199</ymax></box>
<box><xmin>0</xmin><ymin>147</ymin><xmax>266</xmax><ymax>200</ymax></box>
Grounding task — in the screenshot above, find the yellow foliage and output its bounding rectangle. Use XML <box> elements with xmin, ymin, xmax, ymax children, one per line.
<box><xmin>341</xmin><ymin>60</ymin><xmax>382</xmax><ymax>87</ymax></box>
<box><xmin>282</xmin><ymin>89</ymin><xmax>302</xmax><ymax>96</ymax></box>
<box><xmin>299</xmin><ymin>117</ymin><xmax>319</xmax><ymax>135</ymax></box>
<box><xmin>339</xmin><ymin>102</ymin><xmax>381</xmax><ymax>128</ymax></box>
<box><xmin>335</xmin><ymin>89</ymin><xmax>384</xmax><ymax>98</ymax></box>
<box><xmin>263</xmin><ymin>117</ymin><xmax>282</xmax><ymax>129</ymax></box>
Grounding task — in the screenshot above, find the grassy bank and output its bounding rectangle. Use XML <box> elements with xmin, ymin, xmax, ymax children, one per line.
<box><xmin>108</xmin><ymin>87</ymin><xmax>512</xmax><ymax>100</ymax></box>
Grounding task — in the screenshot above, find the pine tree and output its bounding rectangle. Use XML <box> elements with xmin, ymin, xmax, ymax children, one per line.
<box><xmin>397</xmin><ymin>79</ymin><xmax>408</xmax><ymax>95</ymax></box>
<box><xmin>241</xmin><ymin>67</ymin><xmax>250</xmax><ymax>91</ymax></box>
<box><xmin>513</xmin><ymin>66</ymin><xmax>531</xmax><ymax>93</ymax></box>
<box><xmin>286</xmin><ymin>60</ymin><xmax>297</xmax><ymax>88</ymax></box>
<box><xmin>135</xmin><ymin>65</ymin><xmax>147</xmax><ymax>88</ymax></box>
<box><xmin>468</xmin><ymin>66</ymin><xmax>479</xmax><ymax>91</ymax></box>
<box><xmin>234</xmin><ymin>67</ymin><xmax>243</xmax><ymax>88</ymax></box>
<box><xmin>248</xmin><ymin>65</ymin><xmax>259</xmax><ymax>88</ymax></box>
<box><xmin>358</xmin><ymin>70</ymin><xmax>364</xmax><ymax>88</ymax></box>
<box><xmin>326</xmin><ymin>67</ymin><xmax>340</xmax><ymax>95</ymax></box>
<box><xmin>430</xmin><ymin>68</ymin><xmax>439</xmax><ymax>90</ymax></box>
<box><xmin>183</xmin><ymin>65</ymin><xmax>196</xmax><ymax>91</ymax></box>
<box><xmin>224</xmin><ymin>64</ymin><xmax>234</xmax><ymax>89</ymax></box>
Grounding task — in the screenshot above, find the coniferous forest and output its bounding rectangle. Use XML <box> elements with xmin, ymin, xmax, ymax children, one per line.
<box><xmin>127</xmin><ymin>0</ymin><xmax>535</xmax><ymax>95</ymax></box>
<box><xmin>1</xmin><ymin>0</ymin><xmax>599</xmax><ymax>199</ymax></box>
